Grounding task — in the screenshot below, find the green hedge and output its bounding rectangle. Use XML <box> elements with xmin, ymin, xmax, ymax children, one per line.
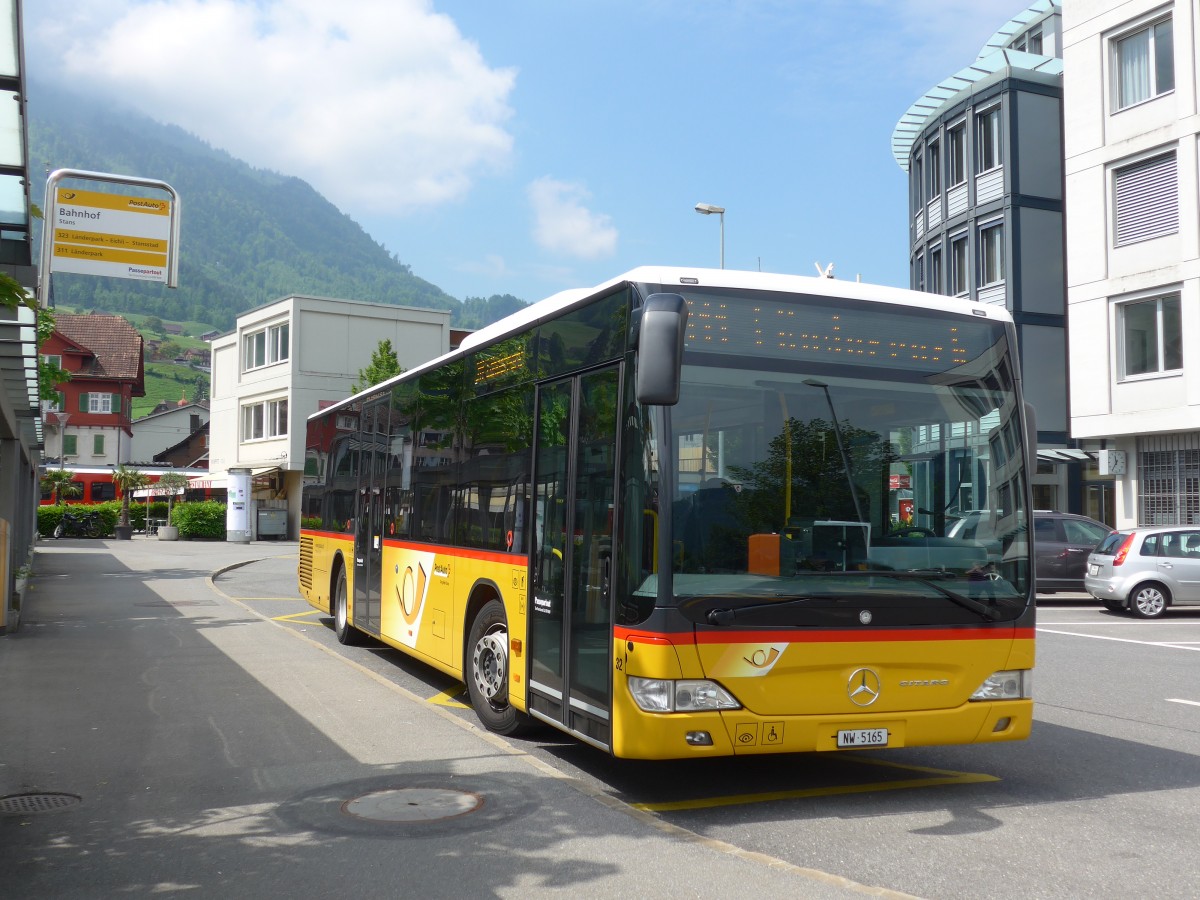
<box><xmin>37</xmin><ymin>500</ymin><xmax>209</xmax><ymax>538</ymax></box>
<box><xmin>172</xmin><ymin>500</ymin><xmax>227</xmax><ymax>539</ymax></box>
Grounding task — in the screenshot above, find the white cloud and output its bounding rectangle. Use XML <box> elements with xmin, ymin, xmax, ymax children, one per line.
<box><xmin>27</xmin><ymin>0</ymin><xmax>516</xmax><ymax>215</ymax></box>
<box><xmin>527</xmin><ymin>177</ymin><xmax>617</xmax><ymax>260</ymax></box>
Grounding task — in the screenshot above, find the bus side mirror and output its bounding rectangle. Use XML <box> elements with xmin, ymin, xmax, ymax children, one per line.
<box><xmin>636</xmin><ymin>293</ymin><xmax>688</xmax><ymax>405</ymax></box>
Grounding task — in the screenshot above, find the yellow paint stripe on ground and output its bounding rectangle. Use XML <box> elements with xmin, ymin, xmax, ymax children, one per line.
<box><xmin>271</xmin><ymin>610</ymin><xmax>325</xmax><ymax>622</ymax></box>
<box><xmin>429</xmin><ymin>687</ymin><xmax>470</xmax><ymax>709</ymax></box>
<box><xmin>632</xmin><ymin>764</ymin><xmax>998</xmax><ymax>812</ymax></box>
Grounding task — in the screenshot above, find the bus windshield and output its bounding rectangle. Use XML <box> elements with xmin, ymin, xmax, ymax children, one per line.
<box><xmin>657</xmin><ymin>286</ymin><xmax>1031</xmax><ymax>623</ymax></box>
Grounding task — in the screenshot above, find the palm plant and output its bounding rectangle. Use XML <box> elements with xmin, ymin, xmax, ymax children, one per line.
<box><xmin>111</xmin><ymin>464</ymin><xmax>150</xmax><ymax>527</ymax></box>
<box><xmin>41</xmin><ymin>468</ymin><xmax>81</xmax><ymax>505</ymax></box>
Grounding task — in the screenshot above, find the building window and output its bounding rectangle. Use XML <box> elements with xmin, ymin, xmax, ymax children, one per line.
<box><xmin>979</xmin><ymin>222</ymin><xmax>1004</xmax><ymax>287</ymax></box>
<box><xmin>976</xmin><ymin>106</ymin><xmax>1002</xmax><ymax>172</ymax></box>
<box><xmin>42</xmin><ymin>354</ymin><xmax>61</xmax><ymax>368</ymax></box>
<box><xmin>929</xmin><ymin>246</ymin><xmax>943</xmax><ymax>294</ymax></box>
<box><xmin>1114</xmin><ymin>152</ymin><xmax>1177</xmax><ymax>246</ymax></box>
<box><xmin>1011</xmin><ymin>26</ymin><xmax>1043</xmax><ymax>54</ymax></box>
<box><xmin>1113</xmin><ymin>16</ymin><xmax>1174</xmax><ymax>111</ymax></box>
<box><xmin>948</xmin><ymin>122</ymin><xmax>967</xmax><ymax>187</ymax></box>
<box><xmin>950</xmin><ymin>233</ymin><xmax>968</xmax><ymax>295</ymax></box>
<box><xmin>928</xmin><ymin>139</ymin><xmax>940</xmax><ymax>198</ymax></box>
<box><xmin>93</xmin><ymin>434</ymin><xmax>105</xmax><ymax>456</ymax></box>
<box><xmin>62</xmin><ymin>434</ymin><xmax>78</xmax><ymax>456</ymax></box>
<box><xmin>1121</xmin><ymin>292</ymin><xmax>1181</xmax><ymax>378</ymax></box>
<box><xmin>911</xmin><ymin>149</ymin><xmax>924</xmax><ymax>210</ymax></box>
<box><xmin>81</xmin><ymin>392</ymin><xmax>120</xmax><ymax>414</ymax></box>
<box><xmin>914</xmin><ymin>253</ymin><xmax>925</xmax><ymax>292</ymax></box>
<box><xmin>242</xmin><ymin>397</ymin><xmax>289</xmax><ymax>441</ymax></box>
<box><xmin>243</xmin><ymin>321</ymin><xmax>290</xmax><ymax>371</ymax></box>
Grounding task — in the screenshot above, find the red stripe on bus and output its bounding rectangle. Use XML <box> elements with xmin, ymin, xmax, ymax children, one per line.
<box><xmin>615</xmin><ymin>626</ymin><xmax>1035</xmax><ymax>645</ymax></box>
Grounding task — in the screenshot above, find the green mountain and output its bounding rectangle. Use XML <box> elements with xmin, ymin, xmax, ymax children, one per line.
<box><xmin>27</xmin><ymin>83</ymin><xmax>527</xmax><ymax>331</ymax></box>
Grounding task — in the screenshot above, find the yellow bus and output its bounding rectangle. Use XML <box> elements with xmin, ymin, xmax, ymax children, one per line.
<box><xmin>299</xmin><ymin>266</ymin><xmax>1035</xmax><ymax>759</ymax></box>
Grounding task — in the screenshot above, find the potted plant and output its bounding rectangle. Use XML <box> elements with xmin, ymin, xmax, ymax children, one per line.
<box><xmin>155</xmin><ymin>470</ymin><xmax>190</xmax><ymax>540</ymax></box>
<box><xmin>111</xmin><ymin>464</ymin><xmax>149</xmax><ymax>540</ymax></box>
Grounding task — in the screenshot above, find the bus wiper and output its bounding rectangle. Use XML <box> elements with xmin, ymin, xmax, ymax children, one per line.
<box><xmin>705</xmin><ymin>570</ymin><xmax>1003</xmax><ymax>625</ymax></box>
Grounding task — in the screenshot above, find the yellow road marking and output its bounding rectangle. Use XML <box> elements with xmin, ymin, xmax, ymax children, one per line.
<box><xmin>632</xmin><ymin>758</ymin><xmax>998</xmax><ymax>812</ymax></box>
<box><xmin>271</xmin><ymin>610</ymin><xmax>325</xmax><ymax>623</ymax></box>
<box><xmin>429</xmin><ymin>687</ymin><xmax>470</xmax><ymax>709</ymax></box>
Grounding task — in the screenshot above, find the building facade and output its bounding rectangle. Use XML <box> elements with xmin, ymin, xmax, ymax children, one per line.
<box><xmin>130</xmin><ymin>400</ymin><xmax>209</xmax><ymax>465</ymax></box>
<box><xmin>41</xmin><ymin>314</ymin><xmax>145</xmax><ymax>469</ymax></box>
<box><xmin>207</xmin><ymin>295</ymin><xmax>454</xmax><ymax>539</ymax></box>
<box><xmin>1064</xmin><ymin>0</ymin><xmax>1200</xmax><ymax>528</ymax></box>
<box><xmin>892</xmin><ymin>2</ymin><xmax>1080</xmax><ymax>514</ymax></box>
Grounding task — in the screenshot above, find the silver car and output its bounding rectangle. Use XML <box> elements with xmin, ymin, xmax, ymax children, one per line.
<box><xmin>1084</xmin><ymin>525</ymin><xmax>1200</xmax><ymax>618</ymax></box>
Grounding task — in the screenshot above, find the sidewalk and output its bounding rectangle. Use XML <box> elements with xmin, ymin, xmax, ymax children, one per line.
<box><xmin>0</xmin><ymin>536</ymin><xmax>913</xmax><ymax>899</ymax></box>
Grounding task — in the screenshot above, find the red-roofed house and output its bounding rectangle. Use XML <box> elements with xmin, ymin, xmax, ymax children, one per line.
<box><xmin>41</xmin><ymin>314</ymin><xmax>146</xmax><ymax>466</ymax></box>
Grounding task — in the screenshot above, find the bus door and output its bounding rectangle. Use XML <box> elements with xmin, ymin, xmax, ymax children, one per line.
<box><xmin>354</xmin><ymin>397</ymin><xmax>389</xmax><ymax>635</ymax></box>
<box><xmin>529</xmin><ymin>366</ymin><xmax>620</xmax><ymax>748</ymax></box>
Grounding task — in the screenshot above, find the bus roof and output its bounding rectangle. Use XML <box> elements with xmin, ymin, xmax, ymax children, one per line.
<box><xmin>311</xmin><ymin>266</ymin><xmax>1014</xmax><ymax>420</ymax></box>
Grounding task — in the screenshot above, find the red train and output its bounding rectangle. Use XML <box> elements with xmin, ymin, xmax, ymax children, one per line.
<box><xmin>39</xmin><ymin>465</ymin><xmax>217</xmax><ymax>505</ymax></box>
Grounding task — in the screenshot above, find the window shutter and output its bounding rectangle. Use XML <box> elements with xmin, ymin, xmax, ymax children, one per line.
<box><xmin>79</xmin><ymin>392</ymin><xmax>89</xmax><ymax>412</ymax></box>
<box><xmin>111</xmin><ymin>393</ymin><xmax>122</xmax><ymax>414</ymax></box>
<box><xmin>1115</xmin><ymin>153</ymin><xmax>1178</xmax><ymax>246</ymax></box>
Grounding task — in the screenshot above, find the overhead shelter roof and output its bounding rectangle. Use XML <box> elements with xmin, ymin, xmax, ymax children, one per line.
<box><xmin>891</xmin><ymin>1</ymin><xmax>1062</xmax><ymax>172</ymax></box>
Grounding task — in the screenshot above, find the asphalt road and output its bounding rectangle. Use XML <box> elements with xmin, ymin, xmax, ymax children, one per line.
<box><xmin>4</xmin><ymin>539</ymin><xmax>1199</xmax><ymax>898</ymax></box>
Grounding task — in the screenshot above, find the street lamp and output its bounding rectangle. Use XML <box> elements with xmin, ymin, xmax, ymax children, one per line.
<box><xmin>803</xmin><ymin>379</ymin><xmax>865</xmax><ymax>523</ymax></box>
<box><xmin>694</xmin><ymin>202</ymin><xmax>725</xmax><ymax>269</ymax></box>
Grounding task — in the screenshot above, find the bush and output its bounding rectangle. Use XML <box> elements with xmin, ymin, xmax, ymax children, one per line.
<box><xmin>36</xmin><ymin>503</ymin><xmax>119</xmax><ymax>537</ymax></box>
<box><xmin>173</xmin><ymin>501</ymin><xmax>227</xmax><ymax>539</ymax></box>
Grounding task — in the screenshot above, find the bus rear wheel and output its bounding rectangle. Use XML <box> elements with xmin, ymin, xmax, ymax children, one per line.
<box><xmin>333</xmin><ymin>567</ymin><xmax>362</xmax><ymax>645</ymax></box>
<box><xmin>466</xmin><ymin>599</ymin><xmax>531</xmax><ymax>736</ymax></box>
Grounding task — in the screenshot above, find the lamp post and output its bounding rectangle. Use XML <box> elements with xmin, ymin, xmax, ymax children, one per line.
<box><xmin>803</xmin><ymin>379</ymin><xmax>865</xmax><ymax>523</ymax></box>
<box><xmin>694</xmin><ymin>202</ymin><xmax>725</xmax><ymax>269</ymax></box>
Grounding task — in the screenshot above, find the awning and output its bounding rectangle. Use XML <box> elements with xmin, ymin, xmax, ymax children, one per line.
<box><xmin>132</xmin><ymin>485</ymin><xmax>184</xmax><ymax>498</ymax></box>
<box><xmin>187</xmin><ymin>466</ymin><xmax>282</xmax><ymax>491</ymax></box>
<box><xmin>1036</xmin><ymin>448</ymin><xmax>1097</xmax><ymax>463</ymax></box>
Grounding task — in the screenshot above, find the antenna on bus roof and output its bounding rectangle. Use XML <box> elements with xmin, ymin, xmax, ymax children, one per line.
<box><xmin>814</xmin><ymin>262</ymin><xmax>835</xmax><ymax>278</ymax></box>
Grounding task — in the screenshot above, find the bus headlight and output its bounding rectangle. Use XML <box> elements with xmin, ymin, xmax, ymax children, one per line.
<box><xmin>627</xmin><ymin>677</ymin><xmax>741</xmax><ymax>713</ymax></box>
<box><xmin>970</xmin><ymin>670</ymin><xmax>1032</xmax><ymax>701</ymax></box>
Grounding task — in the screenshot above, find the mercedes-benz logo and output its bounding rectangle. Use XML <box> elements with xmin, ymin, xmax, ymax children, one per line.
<box><xmin>847</xmin><ymin>667</ymin><xmax>881</xmax><ymax>707</ymax></box>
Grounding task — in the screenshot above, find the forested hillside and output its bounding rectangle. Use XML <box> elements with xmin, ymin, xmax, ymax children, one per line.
<box><xmin>27</xmin><ymin>83</ymin><xmax>525</xmax><ymax>331</ymax></box>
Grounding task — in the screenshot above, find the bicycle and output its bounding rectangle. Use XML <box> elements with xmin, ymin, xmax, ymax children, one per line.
<box><xmin>53</xmin><ymin>507</ymin><xmax>105</xmax><ymax>539</ymax></box>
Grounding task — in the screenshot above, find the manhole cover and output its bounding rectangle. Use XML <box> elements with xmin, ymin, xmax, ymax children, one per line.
<box><xmin>342</xmin><ymin>788</ymin><xmax>483</xmax><ymax>823</ymax></box>
<box><xmin>277</xmin><ymin>773</ymin><xmax>538</xmax><ymax>838</ymax></box>
<box><xmin>0</xmin><ymin>792</ymin><xmax>82</xmax><ymax>815</ymax></box>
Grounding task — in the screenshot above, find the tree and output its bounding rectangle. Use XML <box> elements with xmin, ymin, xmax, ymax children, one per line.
<box><xmin>155</xmin><ymin>470</ymin><xmax>191</xmax><ymax>525</ymax></box>
<box><xmin>41</xmin><ymin>469</ymin><xmax>80</xmax><ymax>505</ymax></box>
<box><xmin>111</xmin><ymin>464</ymin><xmax>150</xmax><ymax>528</ymax></box>
<box><xmin>144</xmin><ymin>316</ymin><xmax>165</xmax><ymax>335</ymax></box>
<box><xmin>352</xmin><ymin>338</ymin><xmax>404</xmax><ymax>393</ymax></box>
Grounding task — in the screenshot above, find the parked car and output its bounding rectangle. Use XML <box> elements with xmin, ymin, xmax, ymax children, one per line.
<box><xmin>1085</xmin><ymin>525</ymin><xmax>1200</xmax><ymax>618</ymax></box>
<box><xmin>947</xmin><ymin>509</ymin><xmax>1111</xmax><ymax>594</ymax></box>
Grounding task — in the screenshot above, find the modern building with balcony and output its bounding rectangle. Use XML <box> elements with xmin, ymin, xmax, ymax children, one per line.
<box><xmin>892</xmin><ymin>2</ymin><xmax>1081</xmax><ymax>514</ymax></box>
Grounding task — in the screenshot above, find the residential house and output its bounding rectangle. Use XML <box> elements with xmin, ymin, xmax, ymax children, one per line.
<box><xmin>130</xmin><ymin>398</ymin><xmax>209</xmax><ymax>465</ymax></box>
<box><xmin>41</xmin><ymin>314</ymin><xmax>145</xmax><ymax>468</ymax></box>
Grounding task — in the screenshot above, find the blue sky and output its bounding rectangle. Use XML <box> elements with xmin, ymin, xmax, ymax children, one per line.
<box><xmin>24</xmin><ymin>0</ymin><xmax>1023</xmax><ymax>305</ymax></box>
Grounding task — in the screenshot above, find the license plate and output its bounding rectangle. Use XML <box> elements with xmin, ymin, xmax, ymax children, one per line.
<box><xmin>836</xmin><ymin>728</ymin><xmax>889</xmax><ymax>748</ymax></box>
<box><xmin>1088</xmin><ymin>563</ymin><xmax>1099</xmax><ymax>576</ymax></box>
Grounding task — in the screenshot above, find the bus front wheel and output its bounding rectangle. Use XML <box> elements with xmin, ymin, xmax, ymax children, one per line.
<box><xmin>466</xmin><ymin>599</ymin><xmax>529</xmax><ymax>736</ymax></box>
<box><xmin>333</xmin><ymin>568</ymin><xmax>362</xmax><ymax>645</ymax></box>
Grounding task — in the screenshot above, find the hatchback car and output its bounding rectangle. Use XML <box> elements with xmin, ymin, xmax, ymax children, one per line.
<box><xmin>947</xmin><ymin>510</ymin><xmax>1111</xmax><ymax>594</ymax></box>
<box><xmin>1085</xmin><ymin>525</ymin><xmax>1200</xmax><ymax>618</ymax></box>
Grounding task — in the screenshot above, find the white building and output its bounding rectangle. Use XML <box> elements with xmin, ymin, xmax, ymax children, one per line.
<box><xmin>207</xmin><ymin>295</ymin><xmax>454</xmax><ymax>538</ymax></box>
<box><xmin>129</xmin><ymin>400</ymin><xmax>209</xmax><ymax>465</ymax></box>
<box><xmin>1063</xmin><ymin>1</ymin><xmax>1200</xmax><ymax>526</ymax></box>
